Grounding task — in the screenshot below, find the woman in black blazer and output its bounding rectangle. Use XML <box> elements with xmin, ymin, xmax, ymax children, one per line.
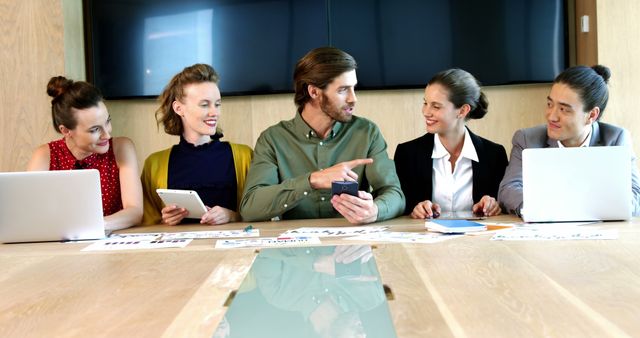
<box><xmin>394</xmin><ymin>69</ymin><xmax>508</xmax><ymax>218</ymax></box>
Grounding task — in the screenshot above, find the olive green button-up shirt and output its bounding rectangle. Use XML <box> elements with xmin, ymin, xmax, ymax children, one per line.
<box><xmin>240</xmin><ymin>113</ymin><xmax>405</xmax><ymax>222</ymax></box>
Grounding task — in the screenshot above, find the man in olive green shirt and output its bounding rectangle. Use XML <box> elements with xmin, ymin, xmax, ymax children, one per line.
<box><xmin>240</xmin><ymin>47</ymin><xmax>405</xmax><ymax>224</ymax></box>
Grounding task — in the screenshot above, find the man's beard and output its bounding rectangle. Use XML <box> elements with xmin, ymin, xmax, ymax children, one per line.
<box><xmin>320</xmin><ymin>93</ymin><xmax>354</xmax><ymax>123</ymax></box>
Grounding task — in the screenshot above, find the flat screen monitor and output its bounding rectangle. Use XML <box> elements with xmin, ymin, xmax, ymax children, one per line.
<box><xmin>84</xmin><ymin>0</ymin><xmax>567</xmax><ymax>98</ymax></box>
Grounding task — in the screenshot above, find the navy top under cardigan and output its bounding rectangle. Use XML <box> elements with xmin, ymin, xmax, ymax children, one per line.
<box><xmin>168</xmin><ymin>136</ymin><xmax>238</xmax><ymax>211</ymax></box>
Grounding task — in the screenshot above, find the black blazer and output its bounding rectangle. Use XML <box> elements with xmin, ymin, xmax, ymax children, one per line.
<box><xmin>394</xmin><ymin>129</ymin><xmax>508</xmax><ymax>215</ymax></box>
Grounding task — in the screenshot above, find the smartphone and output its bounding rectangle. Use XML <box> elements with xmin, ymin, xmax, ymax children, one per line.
<box><xmin>156</xmin><ymin>189</ymin><xmax>207</xmax><ymax>218</ymax></box>
<box><xmin>331</xmin><ymin>181</ymin><xmax>359</xmax><ymax>197</ymax></box>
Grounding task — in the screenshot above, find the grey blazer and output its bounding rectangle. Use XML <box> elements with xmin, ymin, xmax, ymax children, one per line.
<box><xmin>498</xmin><ymin>122</ymin><xmax>640</xmax><ymax>216</ymax></box>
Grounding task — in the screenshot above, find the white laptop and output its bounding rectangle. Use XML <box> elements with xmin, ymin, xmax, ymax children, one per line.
<box><xmin>522</xmin><ymin>146</ymin><xmax>632</xmax><ymax>222</ymax></box>
<box><xmin>0</xmin><ymin>169</ymin><xmax>106</xmax><ymax>243</ymax></box>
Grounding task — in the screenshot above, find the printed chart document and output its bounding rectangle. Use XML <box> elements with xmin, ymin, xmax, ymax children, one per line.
<box><xmin>106</xmin><ymin>233</ymin><xmax>163</xmax><ymax>241</ymax></box>
<box><xmin>215</xmin><ymin>236</ymin><xmax>321</xmax><ymax>249</ymax></box>
<box><xmin>516</xmin><ymin>221</ymin><xmax>599</xmax><ymax>229</ymax></box>
<box><xmin>109</xmin><ymin>229</ymin><xmax>259</xmax><ymax>240</ymax></box>
<box><xmin>345</xmin><ymin>231</ymin><xmax>462</xmax><ymax>244</ymax></box>
<box><xmin>82</xmin><ymin>238</ymin><xmax>192</xmax><ymax>251</ymax></box>
<box><xmin>161</xmin><ymin>229</ymin><xmax>259</xmax><ymax>240</ymax></box>
<box><xmin>491</xmin><ymin>227</ymin><xmax>618</xmax><ymax>241</ymax></box>
<box><xmin>426</xmin><ymin>219</ymin><xmax>486</xmax><ymax>234</ymax></box>
<box><xmin>279</xmin><ymin>226</ymin><xmax>388</xmax><ymax>238</ymax></box>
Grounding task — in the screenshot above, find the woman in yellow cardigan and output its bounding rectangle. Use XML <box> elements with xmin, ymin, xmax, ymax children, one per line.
<box><xmin>141</xmin><ymin>64</ymin><xmax>252</xmax><ymax>225</ymax></box>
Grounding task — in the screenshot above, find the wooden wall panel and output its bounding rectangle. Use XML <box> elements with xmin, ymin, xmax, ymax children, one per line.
<box><xmin>107</xmin><ymin>99</ymin><xmax>178</xmax><ymax>164</ymax></box>
<box><xmin>107</xmin><ymin>83</ymin><xmax>550</xmax><ymax>169</ymax></box>
<box><xmin>0</xmin><ymin>0</ymin><xmax>65</xmax><ymax>172</ymax></box>
<box><xmin>597</xmin><ymin>0</ymin><xmax>640</xmax><ymax>157</ymax></box>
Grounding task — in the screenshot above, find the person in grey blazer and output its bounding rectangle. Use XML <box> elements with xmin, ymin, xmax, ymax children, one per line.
<box><xmin>395</xmin><ymin>69</ymin><xmax>507</xmax><ymax>218</ymax></box>
<box><xmin>498</xmin><ymin>65</ymin><xmax>640</xmax><ymax>216</ymax></box>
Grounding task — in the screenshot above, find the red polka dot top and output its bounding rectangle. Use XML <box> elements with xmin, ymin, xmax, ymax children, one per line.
<box><xmin>48</xmin><ymin>138</ymin><xmax>123</xmax><ymax>216</ymax></box>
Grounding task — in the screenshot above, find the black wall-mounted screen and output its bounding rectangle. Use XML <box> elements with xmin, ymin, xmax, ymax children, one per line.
<box><xmin>85</xmin><ymin>0</ymin><xmax>567</xmax><ymax>99</ymax></box>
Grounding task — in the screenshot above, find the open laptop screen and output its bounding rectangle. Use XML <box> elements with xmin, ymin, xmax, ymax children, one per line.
<box><xmin>0</xmin><ymin>170</ymin><xmax>105</xmax><ymax>243</ymax></box>
<box><xmin>522</xmin><ymin>146</ymin><xmax>632</xmax><ymax>222</ymax></box>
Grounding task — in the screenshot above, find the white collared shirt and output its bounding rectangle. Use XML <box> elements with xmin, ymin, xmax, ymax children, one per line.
<box><xmin>431</xmin><ymin>129</ymin><xmax>479</xmax><ymax>212</ymax></box>
<box><xmin>558</xmin><ymin>126</ymin><xmax>592</xmax><ymax>148</ymax></box>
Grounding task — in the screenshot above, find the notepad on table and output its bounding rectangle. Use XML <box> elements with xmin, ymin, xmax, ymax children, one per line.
<box><xmin>425</xmin><ymin>219</ymin><xmax>487</xmax><ymax>233</ymax></box>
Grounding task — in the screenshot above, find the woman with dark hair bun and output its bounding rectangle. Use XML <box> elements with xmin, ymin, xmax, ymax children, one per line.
<box><xmin>499</xmin><ymin>65</ymin><xmax>640</xmax><ymax>216</ymax></box>
<box><xmin>27</xmin><ymin>76</ymin><xmax>143</xmax><ymax>231</ymax></box>
<box><xmin>394</xmin><ymin>69</ymin><xmax>508</xmax><ymax>218</ymax></box>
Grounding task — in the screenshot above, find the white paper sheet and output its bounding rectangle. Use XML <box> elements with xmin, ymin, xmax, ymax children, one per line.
<box><xmin>279</xmin><ymin>226</ymin><xmax>388</xmax><ymax>238</ymax></box>
<box><xmin>160</xmin><ymin>229</ymin><xmax>260</xmax><ymax>240</ymax></box>
<box><xmin>109</xmin><ymin>229</ymin><xmax>259</xmax><ymax>241</ymax></box>
<box><xmin>344</xmin><ymin>231</ymin><xmax>462</xmax><ymax>244</ymax></box>
<box><xmin>82</xmin><ymin>238</ymin><xmax>192</xmax><ymax>251</ymax></box>
<box><xmin>215</xmin><ymin>236</ymin><xmax>321</xmax><ymax>249</ymax></box>
<box><xmin>108</xmin><ymin>233</ymin><xmax>164</xmax><ymax>241</ymax></box>
<box><xmin>490</xmin><ymin>228</ymin><xmax>618</xmax><ymax>241</ymax></box>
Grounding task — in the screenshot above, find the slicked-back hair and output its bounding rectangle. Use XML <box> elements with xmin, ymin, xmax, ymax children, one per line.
<box><xmin>293</xmin><ymin>47</ymin><xmax>357</xmax><ymax>113</ymax></box>
<box><xmin>554</xmin><ymin>65</ymin><xmax>610</xmax><ymax>120</ymax></box>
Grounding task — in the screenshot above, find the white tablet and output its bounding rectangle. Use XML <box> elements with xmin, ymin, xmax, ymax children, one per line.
<box><xmin>156</xmin><ymin>189</ymin><xmax>207</xmax><ymax>219</ymax></box>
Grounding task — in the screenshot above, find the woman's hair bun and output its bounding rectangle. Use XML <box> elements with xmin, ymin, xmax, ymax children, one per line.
<box><xmin>47</xmin><ymin>76</ymin><xmax>73</xmax><ymax>99</ymax></box>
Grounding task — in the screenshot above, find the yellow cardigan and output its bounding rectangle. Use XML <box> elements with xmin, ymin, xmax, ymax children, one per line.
<box><xmin>141</xmin><ymin>143</ymin><xmax>253</xmax><ymax>225</ymax></box>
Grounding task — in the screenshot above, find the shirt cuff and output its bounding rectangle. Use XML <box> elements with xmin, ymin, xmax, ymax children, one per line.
<box><xmin>281</xmin><ymin>173</ymin><xmax>314</xmax><ymax>201</ymax></box>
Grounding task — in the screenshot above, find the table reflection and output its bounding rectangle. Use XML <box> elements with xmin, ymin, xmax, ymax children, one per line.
<box><xmin>214</xmin><ymin>245</ymin><xmax>396</xmax><ymax>338</ymax></box>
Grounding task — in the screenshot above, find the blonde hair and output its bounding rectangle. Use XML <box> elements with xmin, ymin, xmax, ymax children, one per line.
<box><xmin>156</xmin><ymin>64</ymin><xmax>220</xmax><ymax>135</ymax></box>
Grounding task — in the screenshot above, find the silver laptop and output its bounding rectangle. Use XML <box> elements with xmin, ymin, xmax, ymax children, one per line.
<box><xmin>522</xmin><ymin>146</ymin><xmax>632</xmax><ymax>222</ymax></box>
<box><xmin>0</xmin><ymin>169</ymin><xmax>106</xmax><ymax>243</ymax></box>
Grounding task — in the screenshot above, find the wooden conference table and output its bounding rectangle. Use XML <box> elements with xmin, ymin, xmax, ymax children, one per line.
<box><xmin>1</xmin><ymin>215</ymin><xmax>640</xmax><ymax>337</ymax></box>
